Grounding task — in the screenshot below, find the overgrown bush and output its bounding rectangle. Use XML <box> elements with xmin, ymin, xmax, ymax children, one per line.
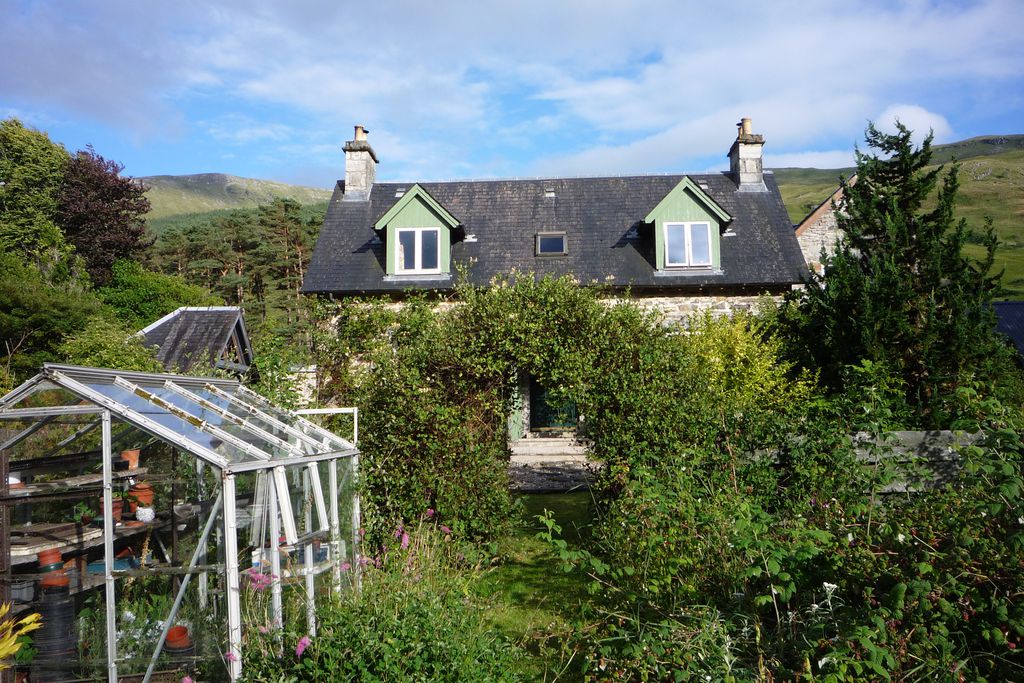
<box><xmin>241</xmin><ymin>522</ymin><xmax>525</xmax><ymax>682</ymax></box>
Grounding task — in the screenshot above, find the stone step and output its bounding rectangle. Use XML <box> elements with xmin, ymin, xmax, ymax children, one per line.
<box><xmin>509</xmin><ymin>437</ymin><xmax>589</xmax><ymax>459</ymax></box>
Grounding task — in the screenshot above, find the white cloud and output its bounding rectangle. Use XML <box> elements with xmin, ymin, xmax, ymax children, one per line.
<box><xmin>1</xmin><ymin>0</ymin><xmax>1022</xmax><ymax>180</ymax></box>
<box><xmin>875</xmin><ymin>105</ymin><xmax>955</xmax><ymax>144</ymax></box>
<box><xmin>200</xmin><ymin>115</ymin><xmax>292</xmax><ymax>145</ymax></box>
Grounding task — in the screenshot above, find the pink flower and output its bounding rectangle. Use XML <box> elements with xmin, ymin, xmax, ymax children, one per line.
<box><xmin>181</xmin><ymin>677</ymin><xmax>193</xmax><ymax>683</ymax></box>
<box><xmin>393</xmin><ymin>524</ymin><xmax>403</xmax><ymax>539</ymax></box>
<box><xmin>341</xmin><ymin>562</ymin><xmax>351</xmax><ymax>572</ymax></box>
<box><xmin>400</xmin><ymin>532</ymin><xmax>410</xmax><ymax>549</ymax></box>
<box><xmin>426</xmin><ymin>508</ymin><xmax>435</xmax><ymax>518</ymax></box>
<box><xmin>441</xmin><ymin>525</ymin><xmax>451</xmax><ymax>535</ymax></box>
<box><xmin>296</xmin><ymin>635</ymin><xmax>311</xmax><ymax>658</ymax></box>
<box><xmin>224</xmin><ymin>651</ymin><xmax>239</xmax><ymax>663</ymax></box>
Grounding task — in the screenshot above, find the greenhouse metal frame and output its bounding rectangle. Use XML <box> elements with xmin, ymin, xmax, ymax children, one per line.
<box><xmin>0</xmin><ymin>364</ymin><xmax>360</xmax><ymax>681</ymax></box>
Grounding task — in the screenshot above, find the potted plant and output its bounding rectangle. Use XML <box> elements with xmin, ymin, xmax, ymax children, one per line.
<box><xmin>70</xmin><ymin>501</ymin><xmax>94</xmax><ymax>525</ymax></box>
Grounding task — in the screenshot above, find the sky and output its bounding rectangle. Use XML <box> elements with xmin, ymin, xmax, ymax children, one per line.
<box><xmin>2</xmin><ymin>0</ymin><xmax>1022</xmax><ymax>188</ymax></box>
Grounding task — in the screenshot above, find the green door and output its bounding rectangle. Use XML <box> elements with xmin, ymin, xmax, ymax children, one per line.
<box><xmin>529</xmin><ymin>377</ymin><xmax>577</xmax><ymax>431</ymax></box>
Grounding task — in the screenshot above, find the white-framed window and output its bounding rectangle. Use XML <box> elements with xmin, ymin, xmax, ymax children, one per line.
<box><xmin>535</xmin><ymin>232</ymin><xmax>567</xmax><ymax>256</ymax></box>
<box><xmin>395</xmin><ymin>227</ymin><xmax>441</xmax><ymax>274</ymax></box>
<box><xmin>664</xmin><ymin>221</ymin><xmax>712</xmax><ymax>268</ymax></box>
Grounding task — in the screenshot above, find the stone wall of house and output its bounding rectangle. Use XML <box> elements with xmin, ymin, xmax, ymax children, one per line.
<box><xmin>797</xmin><ymin>208</ymin><xmax>842</xmax><ymax>275</ymax></box>
<box><xmin>626</xmin><ymin>293</ymin><xmax>783</xmax><ymax>326</ymax></box>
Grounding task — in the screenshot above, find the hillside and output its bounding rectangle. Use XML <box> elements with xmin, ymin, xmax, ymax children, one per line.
<box><xmin>142</xmin><ymin>173</ymin><xmax>332</xmax><ymax>221</ymax></box>
<box><xmin>773</xmin><ymin>135</ymin><xmax>1024</xmax><ymax>297</ymax></box>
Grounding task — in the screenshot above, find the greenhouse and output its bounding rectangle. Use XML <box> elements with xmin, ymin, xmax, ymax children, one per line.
<box><xmin>0</xmin><ymin>364</ymin><xmax>360</xmax><ymax>682</ymax></box>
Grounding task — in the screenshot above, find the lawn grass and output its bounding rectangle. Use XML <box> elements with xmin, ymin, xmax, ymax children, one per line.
<box><xmin>474</xmin><ymin>492</ymin><xmax>596</xmax><ymax>681</ymax></box>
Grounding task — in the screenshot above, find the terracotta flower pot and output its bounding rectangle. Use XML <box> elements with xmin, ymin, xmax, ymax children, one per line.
<box><xmin>37</xmin><ymin>548</ymin><xmax>61</xmax><ymax>568</ymax></box>
<box><xmin>120</xmin><ymin>449</ymin><xmax>141</xmax><ymax>469</ymax></box>
<box><xmin>130</xmin><ymin>482</ymin><xmax>154</xmax><ymax>508</ymax></box>
<box><xmin>166</xmin><ymin>625</ymin><xmax>192</xmax><ymax>650</ymax></box>
<box><xmin>40</xmin><ymin>570</ymin><xmax>69</xmax><ymax>588</ymax></box>
<box><xmin>100</xmin><ymin>498</ymin><xmax>123</xmax><ymax>523</ymax></box>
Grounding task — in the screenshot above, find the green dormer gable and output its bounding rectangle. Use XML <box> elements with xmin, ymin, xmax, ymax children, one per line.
<box><xmin>645</xmin><ymin>176</ymin><xmax>732</xmax><ymax>271</ymax></box>
<box><xmin>374</xmin><ymin>184</ymin><xmax>460</xmax><ymax>277</ymax></box>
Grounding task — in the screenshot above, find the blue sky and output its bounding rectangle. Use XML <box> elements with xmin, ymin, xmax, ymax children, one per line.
<box><xmin>2</xmin><ymin>0</ymin><xmax>1022</xmax><ymax>188</ymax></box>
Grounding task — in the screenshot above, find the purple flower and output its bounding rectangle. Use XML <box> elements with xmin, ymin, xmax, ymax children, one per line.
<box><xmin>341</xmin><ymin>562</ymin><xmax>351</xmax><ymax>572</ymax></box>
<box><xmin>181</xmin><ymin>677</ymin><xmax>194</xmax><ymax>683</ymax></box>
<box><xmin>426</xmin><ymin>508</ymin><xmax>435</xmax><ymax>518</ymax></box>
<box><xmin>441</xmin><ymin>525</ymin><xmax>452</xmax><ymax>535</ymax></box>
<box><xmin>400</xmin><ymin>532</ymin><xmax>410</xmax><ymax>549</ymax></box>
<box><xmin>224</xmin><ymin>651</ymin><xmax>239</xmax><ymax>663</ymax></box>
<box><xmin>394</xmin><ymin>524</ymin><xmax>404</xmax><ymax>539</ymax></box>
<box><xmin>296</xmin><ymin>635</ymin><xmax>311</xmax><ymax>658</ymax></box>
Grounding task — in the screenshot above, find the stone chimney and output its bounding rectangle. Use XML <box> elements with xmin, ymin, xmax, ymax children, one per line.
<box><xmin>343</xmin><ymin>124</ymin><xmax>378</xmax><ymax>200</ymax></box>
<box><xmin>728</xmin><ymin>117</ymin><xmax>766</xmax><ymax>192</ymax></box>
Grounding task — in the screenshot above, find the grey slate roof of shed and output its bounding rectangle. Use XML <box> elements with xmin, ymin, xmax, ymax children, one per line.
<box><xmin>994</xmin><ymin>301</ymin><xmax>1024</xmax><ymax>356</ymax></box>
<box><xmin>139</xmin><ymin>306</ymin><xmax>253</xmax><ymax>373</ymax></box>
<box><xmin>302</xmin><ymin>171</ymin><xmax>808</xmax><ymax>295</ymax></box>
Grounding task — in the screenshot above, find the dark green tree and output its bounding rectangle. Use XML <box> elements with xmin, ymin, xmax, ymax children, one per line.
<box><xmin>784</xmin><ymin>122</ymin><xmax>1004</xmax><ymax>423</ymax></box>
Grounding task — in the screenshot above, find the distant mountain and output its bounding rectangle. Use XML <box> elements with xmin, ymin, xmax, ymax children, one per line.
<box><xmin>142</xmin><ymin>173</ymin><xmax>333</xmax><ymax>220</ymax></box>
<box><xmin>772</xmin><ymin>134</ymin><xmax>1024</xmax><ymax>297</ymax></box>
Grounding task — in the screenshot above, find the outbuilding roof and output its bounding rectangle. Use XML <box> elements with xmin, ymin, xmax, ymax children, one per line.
<box><xmin>139</xmin><ymin>306</ymin><xmax>253</xmax><ymax>373</ymax></box>
<box><xmin>302</xmin><ymin>172</ymin><xmax>808</xmax><ymax>296</ymax></box>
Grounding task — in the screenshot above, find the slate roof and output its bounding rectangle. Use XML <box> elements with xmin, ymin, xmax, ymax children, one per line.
<box><xmin>994</xmin><ymin>301</ymin><xmax>1024</xmax><ymax>356</ymax></box>
<box><xmin>139</xmin><ymin>307</ymin><xmax>253</xmax><ymax>373</ymax></box>
<box><xmin>302</xmin><ymin>171</ymin><xmax>808</xmax><ymax>296</ymax></box>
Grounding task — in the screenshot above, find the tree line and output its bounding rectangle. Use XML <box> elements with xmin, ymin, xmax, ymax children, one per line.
<box><xmin>0</xmin><ymin>118</ymin><xmax>324</xmax><ymax>390</ymax></box>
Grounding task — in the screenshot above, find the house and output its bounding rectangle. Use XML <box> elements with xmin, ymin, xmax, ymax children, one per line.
<box><xmin>794</xmin><ymin>177</ymin><xmax>854</xmax><ymax>274</ymax></box>
<box><xmin>139</xmin><ymin>306</ymin><xmax>254</xmax><ymax>375</ymax></box>
<box><xmin>302</xmin><ymin>120</ymin><xmax>808</xmax><ymax>452</ymax></box>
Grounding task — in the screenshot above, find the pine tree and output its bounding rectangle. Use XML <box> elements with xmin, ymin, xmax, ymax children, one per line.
<box><xmin>788</xmin><ymin>122</ymin><xmax>1002</xmax><ymax>423</ymax></box>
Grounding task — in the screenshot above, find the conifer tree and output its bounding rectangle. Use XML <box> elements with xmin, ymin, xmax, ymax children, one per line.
<box><xmin>787</xmin><ymin>122</ymin><xmax>1002</xmax><ymax>423</ymax></box>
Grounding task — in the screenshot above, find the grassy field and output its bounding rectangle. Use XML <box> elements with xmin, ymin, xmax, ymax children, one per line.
<box><xmin>142</xmin><ymin>173</ymin><xmax>332</xmax><ymax>221</ymax></box>
<box><xmin>475</xmin><ymin>492</ymin><xmax>595</xmax><ymax>680</ymax></box>
<box><xmin>774</xmin><ymin>139</ymin><xmax>1024</xmax><ymax>298</ymax></box>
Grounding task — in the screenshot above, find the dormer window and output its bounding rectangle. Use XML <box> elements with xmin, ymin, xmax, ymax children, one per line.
<box><xmin>665</xmin><ymin>222</ymin><xmax>712</xmax><ymax>268</ymax></box>
<box><xmin>536</xmin><ymin>232</ymin><xmax>567</xmax><ymax>256</ymax></box>
<box><xmin>375</xmin><ymin>184</ymin><xmax>459</xmax><ymax>278</ymax></box>
<box><xmin>396</xmin><ymin>227</ymin><xmax>441</xmax><ymax>274</ymax></box>
<box><xmin>644</xmin><ymin>176</ymin><xmax>732</xmax><ymax>272</ymax></box>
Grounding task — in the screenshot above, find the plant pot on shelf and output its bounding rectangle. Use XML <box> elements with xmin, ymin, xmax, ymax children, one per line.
<box><xmin>120</xmin><ymin>449</ymin><xmax>141</xmax><ymax>469</ymax></box>
<box><xmin>37</xmin><ymin>548</ymin><xmax>61</xmax><ymax>569</ymax></box>
<box><xmin>166</xmin><ymin>625</ymin><xmax>192</xmax><ymax>650</ymax></box>
<box><xmin>129</xmin><ymin>482</ymin><xmax>154</xmax><ymax>512</ymax></box>
<box><xmin>99</xmin><ymin>498</ymin><xmax>123</xmax><ymax>524</ymax></box>
<box><xmin>39</xmin><ymin>570</ymin><xmax>68</xmax><ymax>589</ymax></box>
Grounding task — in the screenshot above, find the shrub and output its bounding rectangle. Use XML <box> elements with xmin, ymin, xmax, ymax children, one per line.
<box><xmin>241</xmin><ymin>522</ymin><xmax>525</xmax><ymax>682</ymax></box>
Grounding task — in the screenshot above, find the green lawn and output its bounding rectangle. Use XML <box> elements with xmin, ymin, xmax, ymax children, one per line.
<box><xmin>475</xmin><ymin>492</ymin><xmax>596</xmax><ymax>681</ymax></box>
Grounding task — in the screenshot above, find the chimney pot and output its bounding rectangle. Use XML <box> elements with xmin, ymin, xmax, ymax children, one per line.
<box><xmin>354</xmin><ymin>125</ymin><xmax>368</xmax><ymax>141</ymax></box>
<box><xmin>741</xmin><ymin>117</ymin><xmax>752</xmax><ymax>137</ymax></box>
